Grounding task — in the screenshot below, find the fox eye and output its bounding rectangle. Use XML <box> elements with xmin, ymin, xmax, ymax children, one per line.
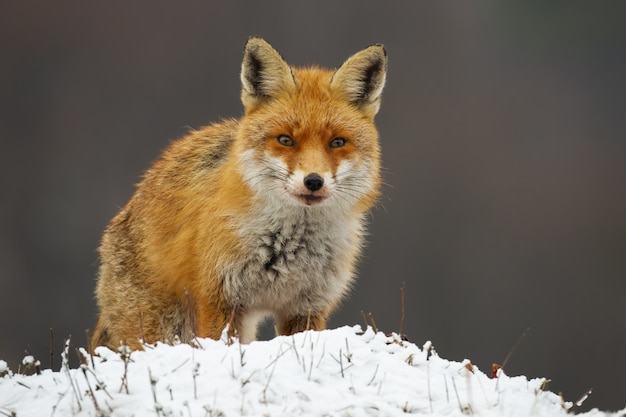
<box><xmin>329</xmin><ymin>137</ymin><xmax>347</xmax><ymax>148</ymax></box>
<box><xmin>277</xmin><ymin>135</ymin><xmax>295</xmax><ymax>147</ymax></box>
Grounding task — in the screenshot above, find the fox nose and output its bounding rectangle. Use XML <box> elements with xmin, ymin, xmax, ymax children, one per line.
<box><xmin>303</xmin><ymin>173</ymin><xmax>324</xmax><ymax>192</ymax></box>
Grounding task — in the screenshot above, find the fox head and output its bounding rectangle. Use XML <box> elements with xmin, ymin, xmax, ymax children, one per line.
<box><xmin>235</xmin><ymin>37</ymin><xmax>386</xmax><ymax>212</ymax></box>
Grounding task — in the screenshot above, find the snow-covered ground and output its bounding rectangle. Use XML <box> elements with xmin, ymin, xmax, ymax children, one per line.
<box><xmin>0</xmin><ymin>326</ymin><xmax>623</xmax><ymax>417</ymax></box>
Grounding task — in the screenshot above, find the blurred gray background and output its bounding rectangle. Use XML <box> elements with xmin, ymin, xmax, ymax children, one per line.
<box><xmin>1</xmin><ymin>1</ymin><xmax>624</xmax><ymax>411</ymax></box>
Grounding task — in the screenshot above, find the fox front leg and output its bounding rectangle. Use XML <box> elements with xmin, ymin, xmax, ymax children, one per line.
<box><xmin>276</xmin><ymin>313</ymin><xmax>327</xmax><ymax>336</ymax></box>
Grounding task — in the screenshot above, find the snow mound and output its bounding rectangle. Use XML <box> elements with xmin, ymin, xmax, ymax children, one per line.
<box><xmin>0</xmin><ymin>326</ymin><xmax>622</xmax><ymax>416</ymax></box>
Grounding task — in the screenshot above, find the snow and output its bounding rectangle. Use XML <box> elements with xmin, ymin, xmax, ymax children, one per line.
<box><xmin>21</xmin><ymin>356</ymin><xmax>35</xmax><ymax>366</ymax></box>
<box><xmin>0</xmin><ymin>326</ymin><xmax>623</xmax><ymax>417</ymax></box>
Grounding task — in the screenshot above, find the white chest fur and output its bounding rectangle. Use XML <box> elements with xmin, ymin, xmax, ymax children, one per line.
<box><xmin>222</xmin><ymin>202</ymin><xmax>364</xmax><ymax>318</ymax></box>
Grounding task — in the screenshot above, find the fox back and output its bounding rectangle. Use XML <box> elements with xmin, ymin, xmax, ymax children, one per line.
<box><xmin>92</xmin><ymin>37</ymin><xmax>387</xmax><ymax>351</ymax></box>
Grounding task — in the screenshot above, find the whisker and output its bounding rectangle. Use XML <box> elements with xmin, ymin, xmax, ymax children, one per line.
<box><xmin>334</xmin><ymin>186</ymin><xmax>367</xmax><ymax>202</ymax></box>
<box><xmin>334</xmin><ymin>168</ymin><xmax>372</xmax><ymax>179</ymax></box>
<box><xmin>262</xmin><ymin>158</ymin><xmax>291</xmax><ymax>175</ymax></box>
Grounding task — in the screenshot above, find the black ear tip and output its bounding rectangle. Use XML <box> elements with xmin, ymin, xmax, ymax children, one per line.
<box><xmin>244</xmin><ymin>36</ymin><xmax>269</xmax><ymax>52</ymax></box>
<box><xmin>246</xmin><ymin>35</ymin><xmax>263</xmax><ymax>44</ymax></box>
<box><xmin>369</xmin><ymin>44</ymin><xmax>387</xmax><ymax>57</ymax></box>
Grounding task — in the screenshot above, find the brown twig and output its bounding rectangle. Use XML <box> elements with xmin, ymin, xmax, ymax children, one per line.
<box><xmin>501</xmin><ymin>327</ymin><xmax>530</xmax><ymax>370</ymax></box>
<box><xmin>85</xmin><ymin>328</ymin><xmax>96</xmax><ymax>368</ymax></box>
<box><xmin>360</xmin><ymin>311</ymin><xmax>369</xmax><ymax>330</ymax></box>
<box><xmin>49</xmin><ymin>328</ymin><xmax>54</xmax><ymax>370</ymax></box>
<box><xmin>399</xmin><ymin>283</ymin><xmax>406</xmax><ymax>337</ymax></box>
<box><xmin>367</xmin><ymin>312</ymin><xmax>379</xmax><ymax>333</ymax></box>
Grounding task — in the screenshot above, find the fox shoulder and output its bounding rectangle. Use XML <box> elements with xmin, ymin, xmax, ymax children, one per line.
<box><xmin>138</xmin><ymin>118</ymin><xmax>239</xmax><ymax>194</ymax></box>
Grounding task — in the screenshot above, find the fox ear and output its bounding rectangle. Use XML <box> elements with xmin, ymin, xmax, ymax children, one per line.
<box><xmin>331</xmin><ymin>44</ymin><xmax>387</xmax><ymax>117</ymax></box>
<box><xmin>241</xmin><ymin>37</ymin><xmax>295</xmax><ymax>112</ymax></box>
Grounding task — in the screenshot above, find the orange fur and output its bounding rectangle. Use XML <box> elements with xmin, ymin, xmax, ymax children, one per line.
<box><xmin>92</xmin><ymin>37</ymin><xmax>387</xmax><ymax>351</ymax></box>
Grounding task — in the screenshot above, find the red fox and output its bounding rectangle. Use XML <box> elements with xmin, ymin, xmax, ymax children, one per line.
<box><xmin>91</xmin><ymin>37</ymin><xmax>387</xmax><ymax>350</ymax></box>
